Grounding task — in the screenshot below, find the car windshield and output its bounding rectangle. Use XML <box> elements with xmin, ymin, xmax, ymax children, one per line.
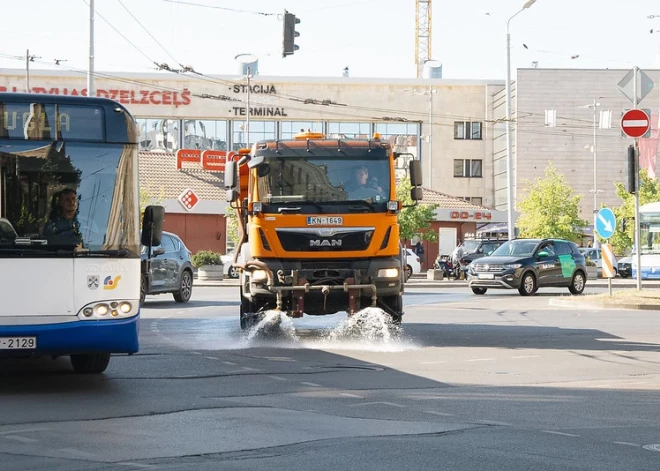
<box><xmin>491</xmin><ymin>240</ymin><xmax>539</xmax><ymax>257</ymax></box>
<box><xmin>461</xmin><ymin>240</ymin><xmax>481</xmax><ymax>253</ymax></box>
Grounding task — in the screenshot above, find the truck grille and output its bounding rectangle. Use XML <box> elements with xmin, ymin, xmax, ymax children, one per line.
<box><xmin>276</xmin><ymin>227</ymin><xmax>374</xmax><ymax>252</ymax></box>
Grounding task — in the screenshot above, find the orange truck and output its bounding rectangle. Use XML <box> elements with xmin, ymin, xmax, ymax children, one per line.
<box><xmin>224</xmin><ymin>131</ymin><xmax>422</xmax><ymax>329</ymax></box>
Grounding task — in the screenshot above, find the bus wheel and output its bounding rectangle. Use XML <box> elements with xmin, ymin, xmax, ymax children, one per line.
<box><xmin>70</xmin><ymin>353</ymin><xmax>111</xmax><ymax>374</ymax></box>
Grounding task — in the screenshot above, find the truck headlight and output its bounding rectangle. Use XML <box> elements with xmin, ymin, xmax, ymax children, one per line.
<box><xmin>378</xmin><ymin>268</ymin><xmax>399</xmax><ymax>278</ymax></box>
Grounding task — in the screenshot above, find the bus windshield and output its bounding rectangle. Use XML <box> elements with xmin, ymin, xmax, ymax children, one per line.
<box><xmin>254</xmin><ymin>156</ymin><xmax>391</xmax><ymax>211</ymax></box>
<box><xmin>0</xmin><ymin>101</ymin><xmax>139</xmax><ymax>256</ymax></box>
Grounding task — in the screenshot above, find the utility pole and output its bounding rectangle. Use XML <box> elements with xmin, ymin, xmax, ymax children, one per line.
<box><xmin>88</xmin><ymin>0</ymin><xmax>95</xmax><ymax>96</ymax></box>
<box><xmin>633</xmin><ymin>67</ymin><xmax>642</xmax><ymax>290</ymax></box>
<box><xmin>245</xmin><ymin>67</ymin><xmax>251</xmax><ymax>148</ymax></box>
<box><xmin>428</xmin><ymin>85</ymin><xmax>433</xmax><ymax>188</ymax></box>
<box><xmin>25</xmin><ymin>49</ymin><xmax>40</xmax><ymax>93</ymax></box>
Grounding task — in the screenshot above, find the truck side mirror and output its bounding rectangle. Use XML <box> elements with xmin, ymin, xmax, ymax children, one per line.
<box><xmin>409</xmin><ymin>160</ymin><xmax>423</xmax><ymax>187</ymax></box>
<box><xmin>141</xmin><ymin>205</ymin><xmax>165</xmax><ymax>247</ymax></box>
<box><xmin>224</xmin><ymin>161</ymin><xmax>237</xmax><ymax>189</ymax></box>
<box><xmin>410</xmin><ymin>187</ymin><xmax>423</xmax><ymax>201</ymax></box>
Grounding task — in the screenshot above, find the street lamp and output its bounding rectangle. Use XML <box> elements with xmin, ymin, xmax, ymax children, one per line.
<box><xmin>505</xmin><ymin>0</ymin><xmax>538</xmax><ymax>240</ymax></box>
<box><xmin>410</xmin><ymin>88</ymin><xmax>437</xmax><ymax>188</ymax></box>
<box><xmin>579</xmin><ymin>98</ymin><xmax>607</xmax><ymax>248</ymax></box>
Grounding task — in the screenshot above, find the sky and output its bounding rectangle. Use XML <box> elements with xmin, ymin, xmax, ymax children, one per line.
<box><xmin>0</xmin><ymin>0</ymin><xmax>659</xmax><ymax>80</ymax></box>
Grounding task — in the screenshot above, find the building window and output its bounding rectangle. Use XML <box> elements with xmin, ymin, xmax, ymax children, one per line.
<box><xmin>183</xmin><ymin>119</ymin><xmax>227</xmax><ymax>150</ymax></box>
<box><xmin>231</xmin><ymin>120</ymin><xmax>276</xmax><ymax>151</ymax></box>
<box><xmin>280</xmin><ymin>121</ymin><xmax>323</xmax><ymax>140</ymax></box>
<box><xmin>328</xmin><ymin>122</ymin><xmax>371</xmax><ymax>139</ymax></box>
<box><xmin>471</xmin><ymin>197</ymin><xmax>483</xmax><ymax>205</ymax></box>
<box><xmin>454</xmin><ymin>159</ymin><xmax>483</xmax><ymax>178</ymax></box>
<box><xmin>137</xmin><ymin>118</ymin><xmax>180</xmax><ymax>152</ymax></box>
<box><xmin>454</xmin><ymin>121</ymin><xmax>482</xmax><ymax>140</ymax></box>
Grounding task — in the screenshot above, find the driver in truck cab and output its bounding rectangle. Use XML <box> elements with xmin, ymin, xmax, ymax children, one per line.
<box><xmin>344</xmin><ymin>165</ymin><xmax>383</xmax><ymax>200</ymax></box>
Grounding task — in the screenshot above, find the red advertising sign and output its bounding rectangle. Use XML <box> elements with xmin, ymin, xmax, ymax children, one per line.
<box><xmin>176</xmin><ymin>149</ymin><xmax>232</xmax><ymax>172</ymax></box>
<box><xmin>450</xmin><ymin>211</ymin><xmax>492</xmax><ymax>221</ymax></box>
<box><xmin>178</xmin><ymin>189</ymin><xmax>199</xmax><ymax>211</ymax></box>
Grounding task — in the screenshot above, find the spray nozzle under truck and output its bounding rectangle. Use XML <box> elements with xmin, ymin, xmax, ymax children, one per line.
<box><xmin>224</xmin><ymin>131</ymin><xmax>423</xmax><ymax>329</ymax></box>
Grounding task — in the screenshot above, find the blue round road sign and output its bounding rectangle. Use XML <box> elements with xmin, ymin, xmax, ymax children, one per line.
<box><xmin>596</xmin><ymin>207</ymin><xmax>616</xmax><ymax>239</ymax></box>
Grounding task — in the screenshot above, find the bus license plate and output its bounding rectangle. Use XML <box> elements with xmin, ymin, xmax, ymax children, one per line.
<box><xmin>478</xmin><ymin>273</ymin><xmax>494</xmax><ymax>280</ymax></box>
<box><xmin>307</xmin><ymin>217</ymin><xmax>343</xmax><ymax>226</ymax></box>
<box><xmin>0</xmin><ymin>337</ymin><xmax>37</xmax><ymax>349</ymax></box>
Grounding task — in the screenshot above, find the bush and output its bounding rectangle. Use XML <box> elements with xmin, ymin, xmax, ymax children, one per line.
<box><xmin>191</xmin><ymin>250</ymin><xmax>222</xmax><ymax>268</ymax></box>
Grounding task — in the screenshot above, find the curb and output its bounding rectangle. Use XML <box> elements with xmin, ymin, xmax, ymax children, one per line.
<box><xmin>549</xmin><ymin>297</ymin><xmax>660</xmax><ymax>311</ymax></box>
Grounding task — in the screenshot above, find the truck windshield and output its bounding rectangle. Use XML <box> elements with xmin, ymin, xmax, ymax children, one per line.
<box><xmin>254</xmin><ymin>156</ymin><xmax>391</xmax><ymax>210</ymax></box>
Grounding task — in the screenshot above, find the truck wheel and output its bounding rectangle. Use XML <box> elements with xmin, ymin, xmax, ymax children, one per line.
<box><xmin>568</xmin><ymin>271</ymin><xmax>586</xmax><ymax>295</ymax></box>
<box><xmin>471</xmin><ymin>287</ymin><xmax>487</xmax><ymax>295</ymax></box>
<box><xmin>379</xmin><ymin>295</ymin><xmax>403</xmax><ymax>325</ymax></box>
<box><xmin>518</xmin><ymin>272</ymin><xmax>536</xmax><ymax>296</ymax></box>
<box><xmin>70</xmin><ymin>353</ymin><xmax>111</xmax><ymax>374</ymax></box>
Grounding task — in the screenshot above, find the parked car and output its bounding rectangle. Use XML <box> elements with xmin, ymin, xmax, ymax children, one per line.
<box><xmin>444</xmin><ymin>238</ymin><xmax>506</xmax><ymax>278</ymax></box>
<box><xmin>221</xmin><ymin>250</ymin><xmax>240</xmax><ymax>279</ymax></box>
<box><xmin>467</xmin><ymin>238</ymin><xmax>587</xmax><ymax>296</ymax></box>
<box><xmin>617</xmin><ymin>256</ymin><xmax>632</xmax><ymax>278</ymax></box>
<box><xmin>404</xmin><ymin>248</ymin><xmax>421</xmax><ymax>281</ymax></box>
<box><xmin>579</xmin><ymin>247</ymin><xmax>619</xmax><ymax>277</ymax></box>
<box><xmin>140</xmin><ymin>231</ymin><xmax>194</xmax><ymax>305</ymax></box>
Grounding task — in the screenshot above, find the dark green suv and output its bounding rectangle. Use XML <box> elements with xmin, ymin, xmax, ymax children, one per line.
<box><xmin>467</xmin><ymin>238</ymin><xmax>587</xmax><ymax>296</ymax></box>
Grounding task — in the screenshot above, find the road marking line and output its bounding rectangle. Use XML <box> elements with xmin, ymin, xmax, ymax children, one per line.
<box><xmin>222</xmin><ymin>361</ymin><xmax>237</xmax><ymax>366</ymax></box>
<box><xmin>117</xmin><ymin>463</ymin><xmax>156</xmax><ymax>468</ymax></box>
<box><xmin>340</xmin><ymin>393</ymin><xmax>363</xmax><ymax>398</ymax></box>
<box><xmin>466</xmin><ymin>358</ymin><xmax>495</xmax><ymax>362</ymax></box>
<box><xmin>349</xmin><ymin>401</ymin><xmax>406</xmax><ymax>408</ymax></box>
<box><xmin>540</xmin><ymin>430</ymin><xmax>580</xmax><ymax>437</ymax></box>
<box><xmin>263</xmin><ymin>356</ymin><xmax>296</xmax><ymax>362</ymax></box>
<box><xmin>269</xmin><ymin>375</ymin><xmax>287</xmax><ymax>381</ymax></box>
<box><xmin>424</xmin><ymin>410</ymin><xmax>455</xmax><ymax>416</ymax></box>
<box><xmin>58</xmin><ymin>448</ymin><xmax>98</xmax><ymax>458</ymax></box>
<box><xmin>0</xmin><ymin>428</ymin><xmax>47</xmax><ymax>436</ymax></box>
<box><xmin>410</xmin><ymin>396</ymin><xmax>449</xmax><ymax>400</ymax></box>
<box><xmin>205</xmin><ymin>356</ymin><xmax>219</xmax><ymax>360</ymax></box>
<box><xmin>2</xmin><ymin>435</ymin><xmax>38</xmax><ymax>443</ymax></box>
<box><xmin>613</xmin><ymin>442</ymin><xmax>641</xmax><ymax>447</ymax></box>
<box><xmin>300</xmin><ymin>382</ymin><xmax>322</xmax><ymax>387</ymax></box>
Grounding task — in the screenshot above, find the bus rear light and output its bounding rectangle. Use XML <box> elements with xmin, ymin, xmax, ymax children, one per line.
<box><xmin>96</xmin><ymin>304</ymin><xmax>109</xmax><ymax>316</ymax></box>
<box><xmin>119</xmin><ymin>302</ymin><xmax>132</xmax><ymax>313</ymax></box>
<box><xmin>78</xmin><ymin>300</ymin><xmax>138</xmax><ymax>320</ymax></box>
<box><xmin>83</xmin><ymin>307</ymin><xmax>93</xmax><ymax>317</ymax></box>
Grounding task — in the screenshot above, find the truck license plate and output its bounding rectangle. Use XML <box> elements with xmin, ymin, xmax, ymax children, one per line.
<box><xmin>0</xmin><ymin>337</ymin><xmax>37</xmax><ymax>349</ymax></box>
<box><xmin>478</xmin><ymin>273</ymin><xmax>494</xmax><ymax>280</ymax></box>
<box><xmin>307</xmin><ymin>217</ymin><xmax>343</xmax><ymax>225</ymax></box>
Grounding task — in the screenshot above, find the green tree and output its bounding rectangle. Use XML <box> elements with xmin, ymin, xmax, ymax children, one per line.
<box><xmin>610</xmin><ymin>169</ymin><xmax>660</xmax><ymax>255</ymax></box>
<box><xmin>225</xmin><ymin>206</ymin><xmax>240</xmax><ymax>249</ymax></box>
<box><xmin>516</xmin><ymin>162</ymin><xmax>588</xmax><ymax>241</ymax></box>
<box><xmin>396</xmin><ymin>178</ymin><xmax>438</xmax><ymax>242</ymax></box>
<box><xmin>139</xmin><ymin>185</ymin><xmax>164</xmax><ymax>221</ymax></box>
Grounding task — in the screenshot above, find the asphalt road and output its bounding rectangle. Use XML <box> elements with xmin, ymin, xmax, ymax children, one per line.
<box><xmin>2</xmin><ymin>286</ymin><xmax>660</xmax><ymax>470</ymax></box>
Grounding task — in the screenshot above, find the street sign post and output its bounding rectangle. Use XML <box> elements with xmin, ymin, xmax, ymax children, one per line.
<box><xmin>595</xmin><ymin>207</ymin><xmax>616</xmax><ymax>239</ymax></box>
<box><xmin>601</xmin><ymin>243</ymin><xmax>616</xmax><ymax>296</ymax></box>
<box><xmin>620</xmin><ymin>109</ymin><xmax>651</xmax><ymax>138</ymax></box>
<box><xmin>618</xmin><ymin>68</ymin><xmax>654</xmax><ymax>104</ymax></box>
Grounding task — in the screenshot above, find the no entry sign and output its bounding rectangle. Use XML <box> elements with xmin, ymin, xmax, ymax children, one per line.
<box><xmin>621</xmin><ymin>108</ymin><xmax>650</xmax><ymax>138</ymax></box>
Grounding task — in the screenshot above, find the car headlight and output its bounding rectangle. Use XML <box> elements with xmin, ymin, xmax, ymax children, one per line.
<box><xmin>378</xmin><ymin>268</ymin><xmax>399</xmax><ymax>278</ymax></box>
<box><xmin>503</xmin><ymin>263</ymin><xmax>522</xmax><ymax>269</ymax></box>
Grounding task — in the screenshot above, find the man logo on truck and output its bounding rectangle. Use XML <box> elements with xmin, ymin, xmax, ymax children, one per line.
<box><xmin>310</xmin><ymin>239</ymin><xmax>342</xmax><ymax>247</ymax></box>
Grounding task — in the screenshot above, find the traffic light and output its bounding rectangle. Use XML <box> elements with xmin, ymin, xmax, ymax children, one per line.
<box><xmin>626</xmin><ymin>145</ymin><xmax>636</xmax><ymax>194</ymax></box>
<box><xmin>282</xmin><ymin>11</ymin><xmax>300</xmax><ymax>58</ymax></box>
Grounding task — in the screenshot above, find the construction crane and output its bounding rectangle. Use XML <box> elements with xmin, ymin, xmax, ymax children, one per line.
<box><xmin>415</xmin><ymin>0</ymin><xmax>432</xmax><ymax>78</ymax></box>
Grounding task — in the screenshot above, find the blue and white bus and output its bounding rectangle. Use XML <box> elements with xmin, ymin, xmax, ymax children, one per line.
<box><xmin>0</xmin><ymin>93</ymin><xmax>162</xmax><ymax>373</ymax></box>
<box><xmin>631</xmin><ymin>201</ymin><xmax>660</xmax><ymax>280</ymax></box>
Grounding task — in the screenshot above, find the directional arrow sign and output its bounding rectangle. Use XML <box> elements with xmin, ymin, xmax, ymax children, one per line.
<box><xmin>595</xmin><ymin>207</ymin><xmax>616</xmax><ymax>239</ymax></box>
<box><xmin>621</xmin><ymin>108</ymin><xmax>650</xmax><ymax>138</ymax></box>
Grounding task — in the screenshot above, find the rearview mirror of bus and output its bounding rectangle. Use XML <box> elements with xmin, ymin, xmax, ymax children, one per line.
<box><xmin>409</xmin><ymin>160</ymin><xmax>422</xmax><ymax>187</ymax></box>
<box><xmin>224</xmin><ymin>161</ymin><xmax>237</xmax><ymax>189</ymax></box>
<box><xmin>141</xmin><ymin>205</ymin><xmax>165</xmax><ymax>247</ymax></box>
<box><xmin>410</xmin><ymin>187</ymin><xmax>424</xmax><ymax>201</ymax></box>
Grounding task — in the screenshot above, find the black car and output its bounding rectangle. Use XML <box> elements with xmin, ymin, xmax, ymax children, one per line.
<box><xmin>467</xmin><ymin>238</ymin><xmax>587</xmax><ymax>296</ymax></box>
<box><xmin>141</xmin><ymin>231</ymin><xmax>194</xmax><ymax>305</ymax></box>
<box><xmin>436</xmin><ymin>239</ymin><xmax>505</xmax><ymax>278</ymax></box>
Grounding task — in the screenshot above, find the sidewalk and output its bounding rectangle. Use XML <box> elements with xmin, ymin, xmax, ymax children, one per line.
<box><xmin>193</xmin><ymin>274</ymin><xmax>660</xmax><ymax>290</ymax></box>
